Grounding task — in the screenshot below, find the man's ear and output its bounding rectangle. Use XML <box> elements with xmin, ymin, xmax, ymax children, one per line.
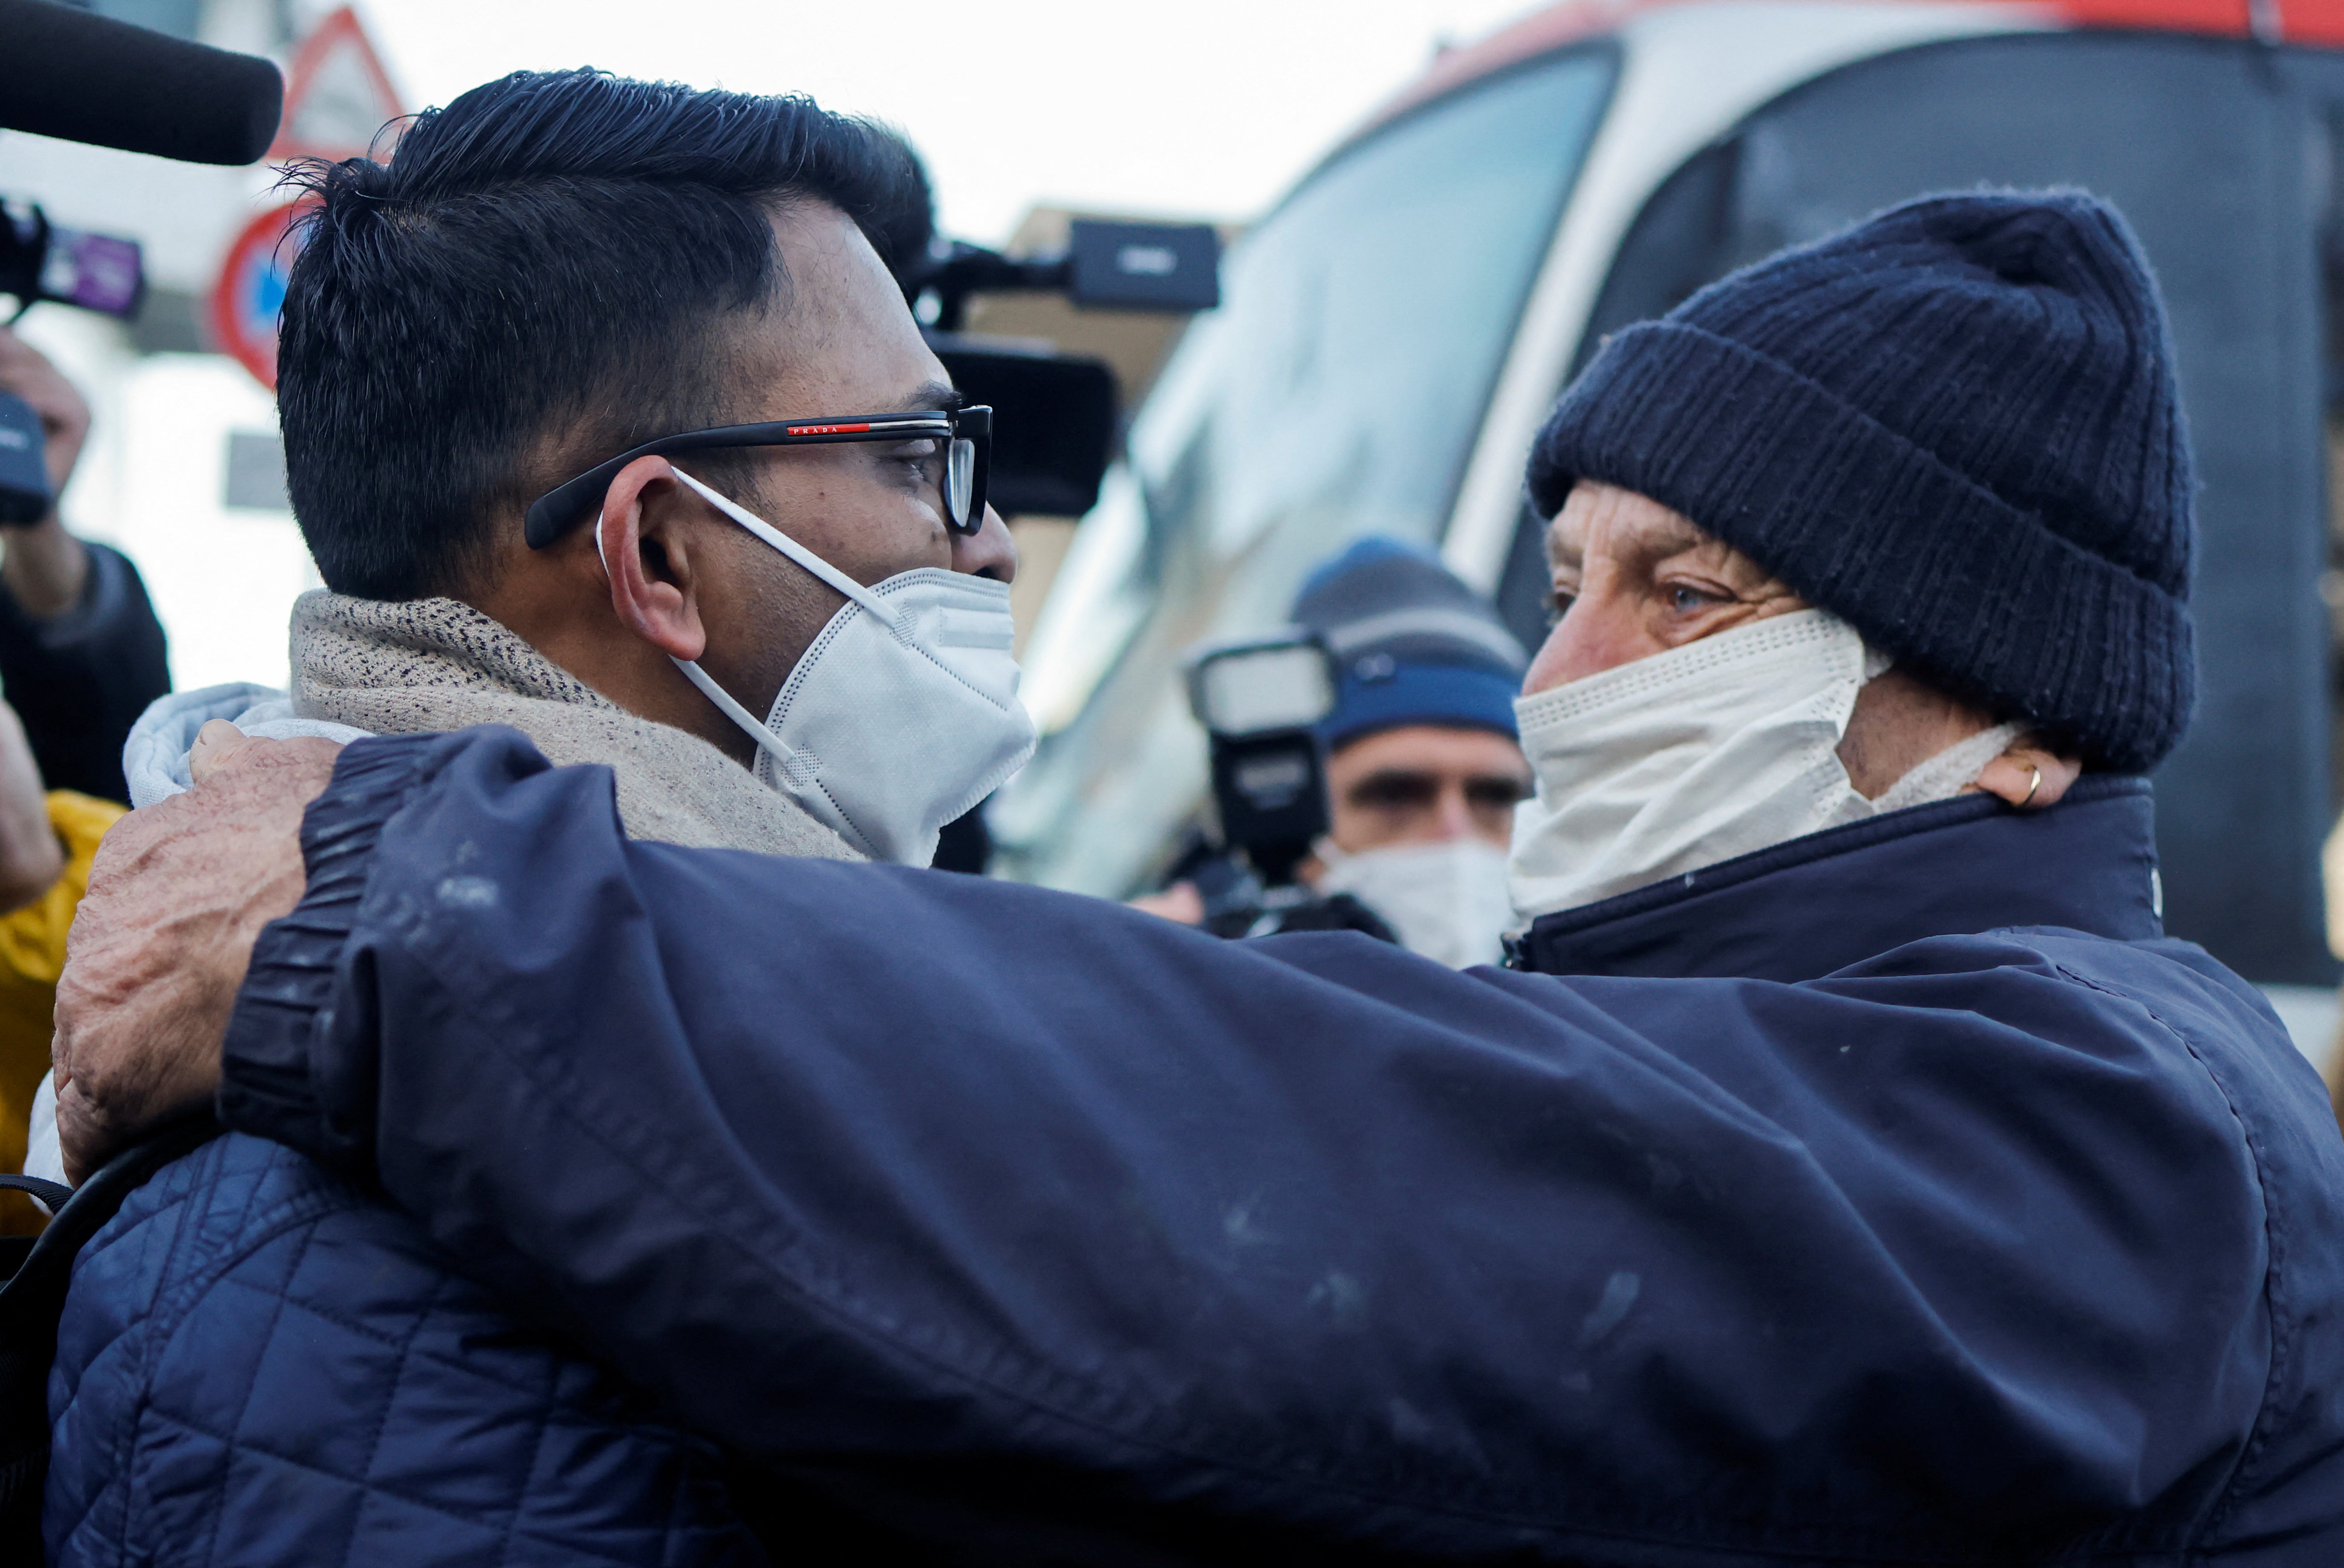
<box><xmin>1974</xmin><ymin>737</ymin><xmax>2084</xmax><ymax>810</ymax></box>
<box><xmin>595</xmin><ymin>455</ymin><xmax>708</xmax><ymax>663</ymax></box>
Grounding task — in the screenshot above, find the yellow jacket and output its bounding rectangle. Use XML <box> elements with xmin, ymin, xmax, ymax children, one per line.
<box><xmin>0</xmin><ymin>790</ymin><xmax>121</xmax><ymax>1230</ymax></box>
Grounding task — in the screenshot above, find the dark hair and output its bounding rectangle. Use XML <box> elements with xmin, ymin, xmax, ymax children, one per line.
<box><xmin>276</xmin><ymin>69</ymin><xmax>929</xmax><ymax>600</ymax></box>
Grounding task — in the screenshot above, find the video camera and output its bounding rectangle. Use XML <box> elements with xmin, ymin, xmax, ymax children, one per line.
<box><xmin>1</xmin><ymin>202</ymin><xmax>144</xmax><ymax>324</ymax></box>
<box><xmin>1187</xmin><ymin>629</ymin><xmax>1338</xmax><ymax>889</ymax></box>
<box><xmin>1173</xmin><ymin>631</ymin><xmax>1394</xmax><ymax>945</ymax></box>
<box><xmin>0</xmin><ymin>0</ymin><xmax>282</xmax><ymax>325</ymax></box>
<box><xmin>0</xmin><ymin>205</ymin><xmax>151</xmax><ymax>520</ymax></box>
<box><xmin>901</xmin><ymin>219</ymin><xmax>1220</xmax><ymax>520</ymax></box>
<box><xmin>1163</xmin><ymin>628</ymin><xmax>1378</xmax><ymax>942</ymax></box>
<box><xmin>0</xmin><ymin>196</ymin><xmax>150</xmax><ymax>511</ymax></box>
<box><xmin>0</xmin><ymin>0</ymin><xmax>283</xmax><ymax>522</ymax></box>
<box><xmin>0</xmin><ymin>202</ymin><xmax>163</xmax><ymax>521</ymax></box>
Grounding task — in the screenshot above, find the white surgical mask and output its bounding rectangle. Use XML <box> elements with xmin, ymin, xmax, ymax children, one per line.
<box><xmin>1314</xmin><ymin>837</ymin><xmax>1518</xmax><ymax>968</ymax></box>
<box><xmin>664</xmin><ymin>468</ymin><xmax>1036</xmax><ymax>865</ymax></box>
<box><xmin>1507</xmin><ymin>610</ymin><xmax>1890</xmax><ymax>918</ymax></box>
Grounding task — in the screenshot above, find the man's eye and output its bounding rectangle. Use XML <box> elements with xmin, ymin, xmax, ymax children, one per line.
<box><xmin>1465</xmin><ymin>777</ymin><xmax>1531</xmax><ymax>811</ymax></box>
<box><xmin>1666</xmin><ymin>584</ymin><xmax>1716</xmax><ymax>614</ymax></box>
<box><xmin>1547</xmin><ymin>590</ymin><xmax>1577</xmax><ymax>628</ymax></box>
<box><xmin>1351</xmin><ymin>773</ymin><xmax>1439</xmax><ymax>812</ymax></box>
<box><xmin>884</xmin><ymin>439</ymin><xmax>944</xmax><ymax>486</ymax></box>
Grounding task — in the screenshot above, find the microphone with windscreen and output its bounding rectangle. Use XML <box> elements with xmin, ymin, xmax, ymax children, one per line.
<box><xmin>0</xmin><ymin>0</ymin><xmax>283</xmax><ymax>166</ymax></box>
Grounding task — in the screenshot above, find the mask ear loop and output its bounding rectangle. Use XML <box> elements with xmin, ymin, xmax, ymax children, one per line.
<box><xmin>597</xmin><ymin>479</ymin><xmax>819</xmax><ymax>788</ymax></box>
<box><xmin>671</xmin><ymin>657</ymin><xmax>818</xmax><ymax>787</ymax></box>
<box><xmin>669</xmin><ymin>467</ymin><xmax>905</xmax><ymax>636</ymax></box>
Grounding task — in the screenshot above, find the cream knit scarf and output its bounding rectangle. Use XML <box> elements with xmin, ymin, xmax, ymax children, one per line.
<box><xmin>289</xmin><ymin>591</ymin><xmax>858</xmax><ymax>861</ymax></box>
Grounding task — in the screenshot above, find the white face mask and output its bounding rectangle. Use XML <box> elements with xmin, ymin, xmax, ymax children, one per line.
<box><xmin>664</xmin><ymin>468</ymin><xmax>1036</xmax><ymax>865</ymax></box>
<box><xmin>1507</xmin><ymin>609</ymin><xmax>1890</xmax><ymax>918</ymax></box>
<box><xmin>1314</xmin><ymin>836</ymin><xmax>1518</xmax><ymax>968</ymax></box>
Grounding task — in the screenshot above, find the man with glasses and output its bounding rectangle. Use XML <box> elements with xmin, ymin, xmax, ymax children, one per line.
<box><xmin>37</xmin><ymin>69</ymin><xmax>1025</xmax><ymax>1565</ymax></box>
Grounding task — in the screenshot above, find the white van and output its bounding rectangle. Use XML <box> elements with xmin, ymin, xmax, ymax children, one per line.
<box><xmin>996</xmin><ymin>0</ymin><xmax>2344</xmax><ymax>1000</ymax></box>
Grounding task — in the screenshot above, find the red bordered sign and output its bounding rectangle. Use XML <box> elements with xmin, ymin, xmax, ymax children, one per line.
<box><xmin>208</xmin><ymin>202</ymin><xmax>312</xmax><ymax>392</ymax></box>
<box><xmin>268</xmin><ymin>6</ymin><xmax>407</xmax><ymax>163</ymax></box>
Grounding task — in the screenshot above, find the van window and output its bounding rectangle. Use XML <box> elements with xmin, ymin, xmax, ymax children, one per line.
<box><xmin>1001</xmin><ymin>49</ymin><xmax>1615</xmax><ymax>894</ymax></box>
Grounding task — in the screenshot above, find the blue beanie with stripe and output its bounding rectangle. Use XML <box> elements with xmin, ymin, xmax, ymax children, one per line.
<box><xmin>1291</xmin><ymin>537</ymin><xmax>1527</xmax><ymax>752</ymax></box>
<box><xmin>1526</xmin><ymin>189</ymin><xmax>2195</xmax><ymax>772</ymax></box>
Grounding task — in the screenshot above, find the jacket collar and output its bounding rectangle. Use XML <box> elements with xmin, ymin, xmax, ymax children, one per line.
<box><xmin>1509</xmin><ymin>775</ymin><xmax>2162</xmax><ymax>983</ymax></box>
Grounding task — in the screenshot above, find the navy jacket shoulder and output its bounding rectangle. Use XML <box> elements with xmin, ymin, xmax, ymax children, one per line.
<box><xmin>46</xmin><ymin>1129</ymin><xmax>766</xmax><ymax>1567</ymax></box>
<box><xmin>1514</xmin><ymin>779</ymin><xmax>2344</xmax><ymax>1561</ymax></box>
<box><xmin>215</xmin><ymin>732</ymin><xmax>2344</xmax><ymax>1564</ymax></box>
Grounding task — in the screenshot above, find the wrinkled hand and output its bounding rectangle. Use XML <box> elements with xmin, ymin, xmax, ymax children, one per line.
<box><xmin>54</xmin><ymin>723</ymin><xmax>342</xmax><ymax>1182</ymax></box>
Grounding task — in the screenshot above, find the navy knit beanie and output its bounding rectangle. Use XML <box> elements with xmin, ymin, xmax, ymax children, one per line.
<box><xmin>1291</xmin><ymin>537</ymin><xmax>1527</xmax><ymax>750</ymax></box>
<box><xmin>1527</xmin><ymin>189</ymin><xmax>2195</xmax><ymax>772</ymax></box>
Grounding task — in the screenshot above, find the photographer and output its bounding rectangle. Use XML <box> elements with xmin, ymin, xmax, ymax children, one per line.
<box><xmin>0</xmin><ymin>6</ymin><xmax>219</xmax><ymax>1202</ymax></box>
<box><xmin>0</xmin><ymin>327</ymin><xmax>159</xmax><ymax>1224</ymax></box>
<box><xmin>0</xmin><ymin>326</ymin><xmax>169</xmax><ymax>803</ymax></box>
<box><xmin>1140</xmin><ymin>537</ymin><xmax>1531</xmax><ymax>965</ymax></box>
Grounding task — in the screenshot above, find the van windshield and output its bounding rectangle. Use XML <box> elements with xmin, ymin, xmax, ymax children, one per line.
<box><xmin>1000</xmin><ymin>49</ymin><xmax>1615</xmax><ymax>894</ymax></box>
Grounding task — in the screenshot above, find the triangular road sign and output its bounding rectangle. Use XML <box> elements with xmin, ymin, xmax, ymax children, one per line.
<box><xmin>268</xmin><ymin>6</ymin><xmax>406</xmax><ymax>162</ymax></box>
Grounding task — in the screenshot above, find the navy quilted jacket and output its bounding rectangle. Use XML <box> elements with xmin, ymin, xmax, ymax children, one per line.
<box><xmin>43</xmin><ymin>1130</ymin><xmax>768</xmax><ymax>1567</ymax></box>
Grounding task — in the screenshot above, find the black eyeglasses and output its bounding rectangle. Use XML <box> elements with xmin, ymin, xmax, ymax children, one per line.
<box><xmin>523</xmin><ymin>405</ymin><xmax>993</xmax><ymax>549</ymax></box>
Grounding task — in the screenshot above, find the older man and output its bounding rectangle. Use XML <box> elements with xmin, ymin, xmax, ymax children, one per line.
<box><xmin>55</xmin><ymin>191</ymin><xmax>2344</xmax><ymax>1562</ymax></box>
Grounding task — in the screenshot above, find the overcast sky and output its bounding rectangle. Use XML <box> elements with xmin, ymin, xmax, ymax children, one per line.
<box><xmin>355</xmin><ymin>0</ymin><xmax>1544</xmax><ymax>243</ymax></box>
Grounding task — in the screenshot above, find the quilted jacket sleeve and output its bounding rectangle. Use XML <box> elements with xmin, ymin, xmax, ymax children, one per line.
<box><xmin>46</xmin><ymin>1132</ymin><xmax>768</xmax><ymax>1568</ymax></box>
<box><xmin>212</xmin><ymin>728</ymin><xmax>2332</xmax><ymax>1564</ymax></box>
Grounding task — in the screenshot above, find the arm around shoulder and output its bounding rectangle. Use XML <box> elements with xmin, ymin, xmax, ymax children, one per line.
<box><xmin>194</xmin><ymin>723</ymin><xmax>2314</xmax><ymax>1559</ymax></box>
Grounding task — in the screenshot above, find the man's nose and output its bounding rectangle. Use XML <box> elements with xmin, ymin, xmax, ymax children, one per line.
<box><xmin>951</xmin><ymin>504</ymin><xmax>1018</xmax><ymax>582</ymax></box>
<box><xmin>1431</xmin><ymin>783</ymin><xmax>1478</xmax><ymax>841</ymax></box>
<box><xmin>1523</xmin><ymin>591</ymin><xmax>1651</xmax><ymax>695</ymax></box>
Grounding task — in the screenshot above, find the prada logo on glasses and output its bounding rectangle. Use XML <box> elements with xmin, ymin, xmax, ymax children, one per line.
<box><xmin>787</xmin><ymin>418</ymin><xmax>947</xmax><ymax>436</ymax></box>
